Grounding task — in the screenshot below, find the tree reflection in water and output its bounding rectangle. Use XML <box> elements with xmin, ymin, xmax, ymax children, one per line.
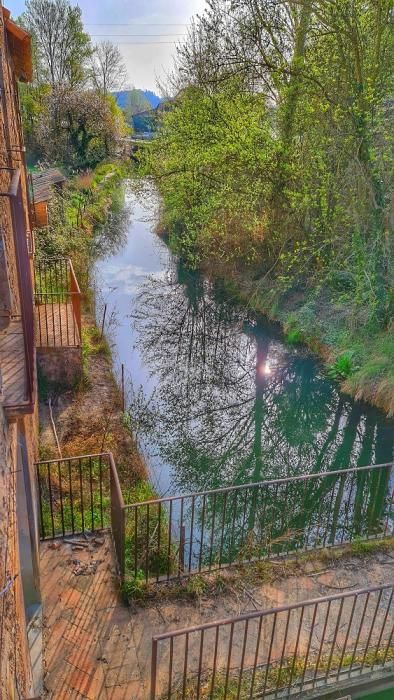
<box><xmin>125</xmin><ymin>262</ymin><xmax>393</xmax><ymax>561</ymax></box>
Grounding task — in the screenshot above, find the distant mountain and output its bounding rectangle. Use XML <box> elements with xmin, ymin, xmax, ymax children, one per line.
<box><xmin>113</xmin><ymin>89</ymin><xmax>163</xmax><ymax>111</ymax></box>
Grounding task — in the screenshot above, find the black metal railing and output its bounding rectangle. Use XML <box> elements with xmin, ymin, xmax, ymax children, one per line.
<box><xmin>150</xmin><ymin>582</ymin><xmax>394</xmax><ymax>699</ymax></box>
<box><xmin>34</xmin><ymin>257</ymin><xmax>81</xmax><ymax>347</ymax></box>
<box><xmin>37</xmin><ymin>453</ymin><xmax>115</xmax><ymax>539</ymax></box>
<box><xmin>125</xmin><ymin>463</ymin><xmax>394</xmax><ymax>582</ymax></box>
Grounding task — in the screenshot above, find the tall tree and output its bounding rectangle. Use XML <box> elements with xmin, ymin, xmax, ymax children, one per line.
<box><xmin>90</xmin><ymin>41</ymin><xmax>128</xmax><ymax>95</ymax></box>
<box><xmin>24</xmin><ymin>0</ymin><xmax>91</xmax><ymax>86</ymax></box>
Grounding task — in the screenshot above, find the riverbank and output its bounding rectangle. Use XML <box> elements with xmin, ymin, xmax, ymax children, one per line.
<box><xmin>38</xmin><ymin>311</ymin><xmax>147</xmax><ymax>487</ymax></box>
<box><xmin>195</xmin><ymin>261</ymin><xmax>394</xmax><ymax>418</ymax></box>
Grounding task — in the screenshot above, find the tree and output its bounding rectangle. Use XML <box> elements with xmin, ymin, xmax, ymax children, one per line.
<box><xmin>90</xmin><ymin>41</ymin><xmax>128</xmax><ymax>95</ymax></box>
<box><xmin>24</xmin><ymin>0</ymin><xmax>92</xmax><ymax>86</ymax></box>
<box><xmin>35</xmin><ymin>88</ymin><xmax>129</xmax><ymax>168</ymax></box>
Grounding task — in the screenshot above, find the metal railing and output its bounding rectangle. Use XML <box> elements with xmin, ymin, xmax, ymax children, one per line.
<box><xmin>36</xmin><ymin>453</ymin><xmax>119</xmax><ymax>539</ymax></box>
<box><xmin>151</xmin><ymin>582</ymin><xmax>394</xmax><ymax>699</ymax></box>
<box><xmin>125</xmin><ymin>463</ymin><xmax>394</xmax><ymax>582</ymax></box>
<box><xmin>34</xmin><ymin>257</ymin><xmax>82</xmax><ymax>347</ymax></box>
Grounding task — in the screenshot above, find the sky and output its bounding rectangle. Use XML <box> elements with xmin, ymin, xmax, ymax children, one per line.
<box><xmin>8</xmin><ymin>0</ymin><xmax>207</xmax><ymax>92</ymax></box>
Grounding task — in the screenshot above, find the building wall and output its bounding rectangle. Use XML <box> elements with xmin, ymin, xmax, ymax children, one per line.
<box><xmin>33</xmin><ymin>201</ymin><xmax>48</xmax><ymax>228</ymax></box>
<box><xmin>0</xmin><ymin>6</ymin><xmax>39</xmax><ymax>698</ymax></box>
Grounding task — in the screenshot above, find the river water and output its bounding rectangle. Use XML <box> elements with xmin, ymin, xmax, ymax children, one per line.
<box><xmin>97</xmin><ymin>186</ymin><xmax>394</xmax><ymax>499</ymax></box>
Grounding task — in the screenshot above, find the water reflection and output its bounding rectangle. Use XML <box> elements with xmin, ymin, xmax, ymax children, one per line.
<box><xmin>128</xmin><ymin>263</ymin><xmax>394</xmax><ymax>496</ymax></box>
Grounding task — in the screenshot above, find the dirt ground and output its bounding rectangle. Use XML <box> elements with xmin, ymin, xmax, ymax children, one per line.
<box><xmin>41</xmin><ymin>535</ymin><xmax>394</xmax><ymax>699</ymax></box>
<box><xmin>38</xmin><ymin>313</ymin><xmax>147</xmax><ymax>489</ymax></box>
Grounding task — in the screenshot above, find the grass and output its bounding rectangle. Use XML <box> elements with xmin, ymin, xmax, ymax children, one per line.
<box><xmin>175</xmin><ymin>647</ymin><xmax>394</xmax><ymax>699</ymax></box>
<box><xmin>124</xmin><ymin>537</ymin><xmax>394</xmax><ymax>603</ymax></box>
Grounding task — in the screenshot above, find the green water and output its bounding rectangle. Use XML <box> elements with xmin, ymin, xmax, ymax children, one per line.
<box><xmin>98</xmin><ymin>188</ymin><xmax>394</xmax><ymax>500</ymax></box>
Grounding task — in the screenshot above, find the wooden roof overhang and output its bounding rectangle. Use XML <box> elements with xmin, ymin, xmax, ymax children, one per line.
<box><xmin>2</xmin><ymin>7</ymin><xmax>33</xmax><ymax>83</ymax></box>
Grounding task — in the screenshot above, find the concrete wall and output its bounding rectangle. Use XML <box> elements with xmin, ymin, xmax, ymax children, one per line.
<box><xmin>37</xmin><ymin>347</ymin><xmax>83</xmax><ymax>388</ymax></box>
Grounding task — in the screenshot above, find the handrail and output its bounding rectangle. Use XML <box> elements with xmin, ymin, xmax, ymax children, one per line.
<box><xmin>150</xmin><ymin>581</ymin><xmax>394</xmax><ymax>699</ymax></box>
<box><xmin>123</xmin><ymin>461</ymin><xmax>394</xmax><ymax>509</ymax></box>
<box><xmin>34</xmin><ymin>257</ymin><xmax>82</xmax><ymax>347</ymax></box>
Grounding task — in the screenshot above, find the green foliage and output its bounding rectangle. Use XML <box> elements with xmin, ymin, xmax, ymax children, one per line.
<box><xmin>285</xmin><ymin>328</ymin><xmax>303</xmax><ymax>345</ymax></box>
<box><xmin>327</xmin><ymin>351</ymin><xmax>357</xmax><ymax>380</ymax></box>
<box><xmin>145</xmin><ymin>0</ymin><xmax>393</xmax><ymax>402</ymax></box>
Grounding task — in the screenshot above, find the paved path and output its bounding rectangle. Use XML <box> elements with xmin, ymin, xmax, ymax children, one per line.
<box><xmin>41</xmin><ymin>536</ymin><xmax>394</xmax><ymax>699</ymax></box>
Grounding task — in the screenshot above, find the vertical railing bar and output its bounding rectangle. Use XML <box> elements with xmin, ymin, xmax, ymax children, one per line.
<box><xmin>134</xmin><ymin>506</ymin><xmax>138</xmax><ymax>578</ymax></box>
<box><xmin>299</xmin><ymin>603</ymin><xmax>318</xmax><ymax>692</ymax></box>
<box><xmin>209</xmin><ymin>625</ymin><xmax>220</xmax><ymax>700</ymax></box>
<box><xmin>223</xmin><ymin>622</ymin><xmax>234</xmax><ymax>697</ymax></box>
<box><xmin>239</xmin><ymin>488</ymin><xmax>249</xmax><ymax>554</ymax></box>
<box><xmin>99</xmin><ymin>455</ymin><xmax>104</xmax><ymax>528</ymax></box>
<box><xmin>236</xmin><ymin>619</ymin><xmax>249</xmax><ymax>700</ymax></box>
<box><xmin>151</xmin><ymin>638</ymin><xmax>158</xmax><ymax>700</ymax></box>
<box><xmin>50</xmin><ymin>263</ymin><xmax>56</xmax><ymax>346</ymax></box>
<box><xmin>229</xmin><ymin>490</ymin><xmax>238</xmax><ymax>563</ymax></box>
<box><xmin>371</xmin><ymin>587</ymin><xmax>394</xmax><ymax>669</ymax></box>
<box><xmin>179</xmin><ymin>497</ymin><xmax>184</xmax><ymax>576</ymax></box>
<box><xmin>47</xmin><ymin>463</ymin><xmax>55</xmax><ymax>538</ymax></box>
<box><xmin>196</xmin><ymin>628</ymin><xmax>205</xmax><ymax>699</ymax></box>
<box><xmin>288</xmin><ymin>605</ymin><xmax>305</xmax><ymax>691</ymax></box>
<box><xmin>58</xmin><ymin>460</ymin><xmax>65</xmax><ymax>537</ymax></box>
<box><xmin>324</xmin><ymin>598</ymin><xmax>345</xmax><ymax>682</ymax></box>
<box><xmin>336</xmin><ymin>594</ymin><xmax>358</xmax><ymax>682</ymax></box>
<box><xmin>343</xmin><ymin>471</ymin><xmax>356</xmax><ymax>543</ymax></box>
<box><xmin>78</xmin><ymin>457</ymin><xmax>85</xmax><ymax>533</ymax></box>
<box><xmin>349</xmin><ymin>592</ymin><xmax>370</xmax><ymax>674</ymax></box>
<box><xmin>381</xmin><ymin>611</ymin><xmax>394</xmax><ymax>666</ymax></box>
<box><xmin>199</xmin><ymin>494</ymin><xmax>206</xmax><ymax>573</ymax></box>
<box><xmin>208</xmin><ymin>493</ymin><xmax>217</xmax><ymax>570</ymax></box>
<box><xmin>250</xmin><ymin>615</ymin><xmax>264</xmax><ymax>699</ymax></box>
<box><xmin>188</xmin><ymin>495</ymin><xmax>195</xmax><ymax>573</ymax></box>
<box><xmin>168</xmin><ymin>636</ymin><xmax>173</xmax><ymax>699</ymax></box>
<box><xmin>146</xmin><ymin>503</ymin><xmax>150</xmax><ymax>583</ymax></box>
<box><xmin>275</xmin><ymin>609</ymin><xmax>291</xmax><ymax>696</ymax></box>
<box><xmin>157</xmin><ymin>502</ymin><xmax>162</xmax><ymax>584</ymax></box>
<box><xmin>167</xmin><ymin>500</ymin><xmax>173</xmax><ymax>580</ymax></box>
<box><xmin>37</xmin><ymin>465</ymin><xmax>45</xmax><ymax>539</ymax></box>
<box><xmin>55</xmin><ymin>260</ymin><xmax>63</xmax><ymax>346</ymax></box>
<box><xmin>68</xmin><ymin>458</ymin><xmax>75</xmax><ymax>534</ymax></box>
<box><xmin>360</xmin><ymin>589</ymin><xmax>384</xmax><ymax>671</ymax></box>
<box><xmin>89</xmin><ymin>457</ymin><xmax>94</xmax><ymax>531</ymax></box>
<box><xmin>181</xmin><ymin>632</ymin><xmax>189</xmax><ymax>700</ymax></box>
<box><xmin>323</xmin><ymin>480</ymin><xmax>338</xmax><ymax>546</ymax></box>
<box><xmin>312</xmin><ymin>600</ymin><xmax>332</xmax><ymax>685</ymax></box>
<box><xmin>218</xmin><ymin>492</ymin><xmax>228</xmax><ymax>568</ymax></box>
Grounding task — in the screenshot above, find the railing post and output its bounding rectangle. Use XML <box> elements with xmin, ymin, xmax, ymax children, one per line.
<box><xmin>151</xmin><ymin>638</ymin><xmax>158</xmax><ymax>700</ymax></box>
<box><xmin>109</xmin><ymin>453</ymin><xmax>125</xmax><ymax>580</ymax></box>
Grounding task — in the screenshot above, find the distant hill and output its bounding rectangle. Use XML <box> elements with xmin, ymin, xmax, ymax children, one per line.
<box><xmin>113</xmin><ymin>89</ymin><xmax>163</xmax><ymax>112</ymax></box>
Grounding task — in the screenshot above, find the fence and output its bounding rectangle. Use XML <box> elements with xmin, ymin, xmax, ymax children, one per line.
<box><xmin>151</xmin><ymin>582</ymin><xmax>394</xmax><ymax>699</ymax></box>
<box><xmin>125</xmin><ymin>462</ymin><xmax>394</xmax><ymax>582</ymax></box>
<box><xmin>36</xmin><ymin>453</ymin><xmax>117</xmax><ymax>539</ymax></box>
<box><xmin>34</xmin><ymin>257</ymin><xmax>82</xmax><ymax>347</ymax></box>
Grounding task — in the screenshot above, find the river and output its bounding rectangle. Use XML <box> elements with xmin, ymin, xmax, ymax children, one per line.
<box><xmin>96</xmin><ymin>185</ymin><xmax>394</xmax><ymax>499</ymax></box>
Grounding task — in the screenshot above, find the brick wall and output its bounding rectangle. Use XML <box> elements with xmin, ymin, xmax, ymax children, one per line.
<box><xmin>0</xmin><ymin>6</ymin><xmax>39</xmax><ymax>697</ymax></box>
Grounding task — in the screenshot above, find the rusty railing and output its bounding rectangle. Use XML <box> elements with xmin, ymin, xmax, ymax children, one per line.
<box><xmin>125</xmin><ymin>462</ymin><xmax>394</xmax><ymax>582</ymax></box>
<box><xmin>151</xmin><ymin>582</ymin><xmax>394</xmax><ymax>699</ymax></box>
<box><xmin>37</xmin><ymin>453</ymin><xmax>111</xmax><ymax>536</ymax></box>
<box><xmin>34</xmin><ymin>257</ymin><xmax>82</xmax><ymax>347</ymax></box>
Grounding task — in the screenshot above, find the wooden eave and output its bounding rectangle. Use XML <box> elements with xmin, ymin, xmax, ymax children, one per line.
<box><xmin>2</xmin><ymin>7</ymin><xmax>33</xmax><ymax>83</ymax></box>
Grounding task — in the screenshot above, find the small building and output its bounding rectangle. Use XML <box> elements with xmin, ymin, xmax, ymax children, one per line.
<box><xmin>31</xmin><ymin>167</ymin><xmax>66</xmax><ymax>227</ymax></box>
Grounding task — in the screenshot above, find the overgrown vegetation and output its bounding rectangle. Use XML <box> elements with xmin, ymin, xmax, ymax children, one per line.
<box><xmin>145</xmin><ymin>0</ymin><xmax>394</xmax><ymax>414</ymax></box>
